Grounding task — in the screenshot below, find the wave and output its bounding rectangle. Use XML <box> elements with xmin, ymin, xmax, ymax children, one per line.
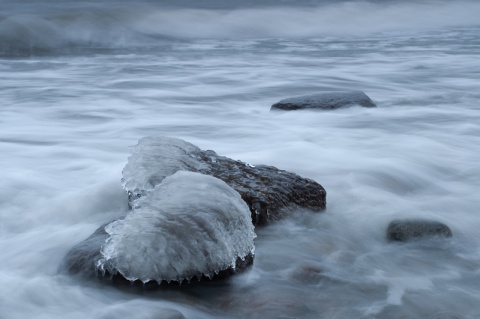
<box><xmin>0</xmin><ymin>9</ymin><xmax>168</xmax><ymax>56</ymax></box>
<box><xmin>1</xmin><ymin>0</ymin><xmax>480</xmax><ymax>56</ymax></box>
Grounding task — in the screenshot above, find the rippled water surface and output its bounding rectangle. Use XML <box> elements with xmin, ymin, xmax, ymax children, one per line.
<box><xmin>1</xmin><ymin>1</ymin><xmax>480</xmax><ymax>318</ymax></box>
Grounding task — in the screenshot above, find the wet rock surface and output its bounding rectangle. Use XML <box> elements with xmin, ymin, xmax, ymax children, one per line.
<box><xmin>271</xmin><ymin>91</ymin><xmax>376</xmax><ymax>111</ymax></box>
<box><xmin>123</xmin><ymin>136</ymin><xmax>327</xmax><ymax>226</ymax></box>
<box><xmin>196</xmin><ymin>150</ymin><xmax>326</xmax><ymax>225</ymax></box>
<box><xmin>386</xmin><ymin>219</ymin><xmax>453</xmax><ymax>242</ymax></box>
<box><xmin>61</xmin><ymin>221</ymin><xmax>111</xmax><ymax>277</ymax></box>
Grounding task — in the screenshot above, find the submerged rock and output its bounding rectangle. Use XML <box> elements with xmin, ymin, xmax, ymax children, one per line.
<box><xmin>61</xmin><ymin>222</ymin><xmax>110</xmax><ymax>277</ymax></box>
<box><xmin>386</xmin><ymin>219</ymin><xmax>453</xmax><ymax>242</ymax></box>
<box><xmin>61</xmin><ymin>171</ymin><xmax>256</xmax><ymax>284</ymax></box>
<box><xmin>271</xmin><ymin>91</ymin><xmax>376</xmax><ymax>111</ymax></box>
<box><xmin>123</xmin><ymin>136</ymin><xmax>326</xmax><ymax>225</ymax></box>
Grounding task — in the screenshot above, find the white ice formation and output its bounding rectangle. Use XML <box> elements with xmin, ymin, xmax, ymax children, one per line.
<box><xmin>122</xmin><ymin>136</ymin><xmax>208</xmax><ymax>205</ymax></box>
<box><xmin>98</xmin><ymin>171</ymin><xmax>256</xmax><ymax>283</ymax></box>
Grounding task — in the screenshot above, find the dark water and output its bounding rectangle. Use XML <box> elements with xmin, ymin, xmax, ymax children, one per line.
<box><xmin>1</xmin><ymin>1</ymin><xmax>480</xmax><ymax>318</ymax></box>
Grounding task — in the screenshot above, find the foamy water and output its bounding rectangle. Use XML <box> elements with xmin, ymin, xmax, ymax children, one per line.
<box><xmin>1</xmin><ymin>1</ymin><xmax>480</xmax><ymax>318</ymax></box>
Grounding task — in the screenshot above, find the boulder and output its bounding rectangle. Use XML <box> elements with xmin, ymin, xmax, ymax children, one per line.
<box><xmin>61</xmin><ymin>171</ymin><xmax>256</xmax><ymax>284</ymax></box>
<box><xmin>61</xmin><ymin>137</ymin><xmax>326</xmax><ymax>284</ymax></box>
<box><xmin>271</xmin><ymin>91</ymin><xmax>376</xmax><ymax>111</ymax></box>
<box><xmin>122</xmin><ymin>136</ymin><xmax>326</xmax><ymax>226</ymax></box>
<box><xmin>386</xmin><ymin>219</ymin><xmax>453</xmax><ymax>242</ymax></box>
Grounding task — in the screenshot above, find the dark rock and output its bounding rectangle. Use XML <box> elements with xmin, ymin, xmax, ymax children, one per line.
<box><xmin>122</xmin><ymin>136</ymin><xmax>327</xmax><ymax>226</ymax></box>
<box><xmin>197</xmin><ymin>150</ymin><xmax>326</xmax><ymax>225</ymax></box>
<box><xmin>289</xmin><ymin>262</ymin><xmax>325</xmax><ymax>285</ymax></box>
<box><xmin>271</xmin><ymin>91</ymin><xmax>376</xmax><ymax>111</ymax></box>
<box><xmin>60</xmin><ymin>221</ymin><xmax>111</xmax><ymax>277</ymax></box>
<box><xmin>386</xmin><ymin>219</ymin><xmax>453</xmax><ymax>242</ymax></box>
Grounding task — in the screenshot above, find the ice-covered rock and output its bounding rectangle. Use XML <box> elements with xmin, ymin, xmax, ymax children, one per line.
<box><xmin>61</xmin><ymin>171</ymin><xmax>256</xmax><ymax>283</ymax></box>
<box><xmin>61</xmin><ymin>136</ymin><xmax>326</xmax><ymax>284</ymax></box>
<box><xmin>271</xmin><ymin>91</ymin><xmax>376</xmax><ymax>111</ymax></box>
<box><xmin>386</xmin><ymin>219</ymin><xmax>452</xmax><ymax>242</ymax></box>
<box><xmin>123</xmin><ymin>136</ymin><xmax>326</xmax><ymax>225</ymax></box>
<box><xmin>122</xmin><ymin>136</ymin><xmax>208</xmax><ymax>200</ymax></box>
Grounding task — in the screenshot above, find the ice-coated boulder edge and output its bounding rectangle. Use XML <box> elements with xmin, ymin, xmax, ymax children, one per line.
<box><xmin>61</xmin><ymin>171</ymin><xmax>256</xmax><ymax>284</ymax></box>
<box><xmin>122</xmin><ymin>136</ymin><xmax>326</xmax><ymax>226</ymax></box>
<box><xmin>122</xmin><ymin>136</ymin><xmax>209</xmax><ymax>201</ymax></box>
<box><xmin>100</xmin><ymin>171</ymin><xmax>256</xmax><ymax>283</ymax></box>
<box><xmin>270</xmin><ymin>91</ymin><xmax>376</xmax><ymax>111</ymax></box>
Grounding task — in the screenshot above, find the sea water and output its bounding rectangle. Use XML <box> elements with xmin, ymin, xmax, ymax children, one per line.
<box><xmin>1</xmin><ymin>0</ymin><xmax>480</xmax><ymax>318</ymax></box>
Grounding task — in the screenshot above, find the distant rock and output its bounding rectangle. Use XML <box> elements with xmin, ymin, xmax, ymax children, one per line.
<box><xmin>61</xmin><ymin>171</ymin><xmax>256</xmax><ymax>284</ymax></box>
<box><xmin>123</xmin><ymin>136</ymin><xmax>327</xmax><ymax>226</ymax></box>
<box><xmin>271</xmin><ymin>91</ymin><xmax>376</xmax><ymax>111</ymax></box>
<box><xmin>386</xmin><ymin>219</ymin><xmax>452</xmax><ymax>242</ymax></box>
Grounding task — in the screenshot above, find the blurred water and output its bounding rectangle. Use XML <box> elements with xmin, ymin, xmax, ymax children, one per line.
<box><xmin>2</xmin><ymin>0</ymin><xmax>480</xmax><ymax>55</ymax></box>
<box><xmin>1</xmin><ymin>1</ymin><xmax>480</xmax><ymax>318</ymax></box>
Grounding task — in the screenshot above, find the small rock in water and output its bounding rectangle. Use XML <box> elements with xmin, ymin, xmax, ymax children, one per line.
<box><xmin>97</xmin><ymin>307</ymin><xmax>185</xmax><ymax>319</ymax></box>
<box><xmin>386</xmin><ymin>219</ymin><xmax>453</xmax><ymax>242</ymax></box>
<box><xmin>154</xmin><ymin>309</ymin><xmax>186</xmax><ymax>319</ymax></box>
<box><xmin>271</xmin><ymin>91</ymin><xmax>376</xmax><ymax>111</ymax></box>
<box><xmin>289</xmin><ymin>262</ymin><xmax>325</xmax><ymax>285</ymax></box>
<box><xmin>61</xmin><ymin>171</ymin><xmax>256</xmax><ymax>284</ymax></box>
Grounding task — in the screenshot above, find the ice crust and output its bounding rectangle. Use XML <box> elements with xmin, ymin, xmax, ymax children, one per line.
<box><xmin>98</xmin><ymin>171</ymin><xmax>256</xmax><ymax>283</ymax></box>
<box><xmin>122</xmin><ymin>136</ymin><xmax>209</xmax><ymax>204</ymax></box>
